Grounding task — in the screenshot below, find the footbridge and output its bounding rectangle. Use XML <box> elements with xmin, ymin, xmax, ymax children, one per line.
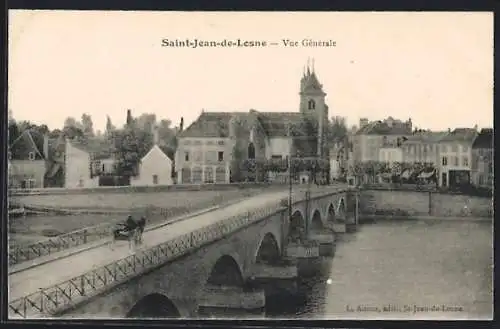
<box><xmin>8</xmin><ymin>185</ymin><xmax>358</xmax><ymax>319</ymax></box>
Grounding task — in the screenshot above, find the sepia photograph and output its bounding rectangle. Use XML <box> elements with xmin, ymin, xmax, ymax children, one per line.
<box><xmin>7</xmin><ymin>10</ymin><xmax>493</xmax><ymax>320</ymax></box>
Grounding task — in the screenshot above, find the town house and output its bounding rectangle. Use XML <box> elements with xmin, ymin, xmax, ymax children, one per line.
<box><xmin>175</xmin><ymin>64</ymin><xmax>331</xmax><ymax>184</ymax></box>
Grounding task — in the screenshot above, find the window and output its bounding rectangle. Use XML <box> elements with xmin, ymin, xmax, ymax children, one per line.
<box><xmin>193</xmin><ymin>140</ymin><xmax>202</xmax><ymax>145</ymax></box>
<box><xmin>217</xmin><ymin>140</ymin><xmax>225</xmax><ymax>146</ymax></box>
<box><xmin>206</xmin><ymin>140</ymin><xmax>214</xmax><ymax>145</ymax></box>
<box><xmin>24</xmin><ymin>178</ymin><xmax>36</xmax><ymax>189</ymax></box>
<box><xmin>441</xmin><ymin>145</ymin><xmax>448</xmax><ymax>153</ymax></box>
<box><xmin>248</xmin><ymin>143</ymin><xmax>256</xmax><ymax>159</ymax></box>
<box><xmin>152</xmin><ymin>174</ymin><xmax>158</xmax><ymax>184</ymax></box>
<box><xmin>183</xmin><ymin>140</ymin><xmax>192</xmax><ymax>145</ymax></box>
<box><xmin>184</xmin><ymin>152</ymin><xmax>190</xmax><ymax>162</ymax></box>
<box><xmin>442</xmin><ymin>156</ymin><xmax>448</xmax><ymax>166</ymax></box>
<box><xmin>462</xmin><ymin>145</ymin><xmax>468</xmax><ymax>152</ymax></box>
<box><xmin>453</xmin><ymin>156</ymin><xmax>459</xmax><ymax>166</ymax></box>
<box><xmin>308</xmin><ymin>99</ymin><xmax>316</xmax><ymax>110</ymax></box>
<box><xmin>102</xmin><ymin>163</ymin><xmax>106</xmax><ymax>172</ymax></box>
<box><xmin>218</xmin><ymin>151</ymin><xmax>224</xmax><ymax>162</ymax></box>
<box><xmin>462</xmin><ymin>156</ymin><xmax>469</xmax><ymax>167</ymax></box>
<box><xmin>28</xmin><ymin>152</ymin><xmax>35</xmax><ymax>160</ymax></box>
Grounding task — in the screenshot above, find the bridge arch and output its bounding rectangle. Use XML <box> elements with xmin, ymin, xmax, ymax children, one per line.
<box><xmin>337</xmin><ymin>197</ymin><xmax>346</xmax><ymax>222</ymax></box>
<box><xmin>310</xmin><ymin>209</ymin><xmax>323</xmax><ymax>232</ymax></box>
<box><xmin>206</xmin><ymin>255</ymin><xmax>244</xmax><ymax>287</ymax></box>
<box><xmin>288</xmin><ymin>209</ymin><xmax>305</xmax><ymax>242</ymax></box>
<box><xmin>255</xmin><ymin>232</ymin><xmax>281</xmax><ymax>264</ymax></box>
<box><xmin>126</xmin><ymin>293</ymin><xmax>181</xmax><ymax>318</ymax></box>
<box><xmin>327</xmin><ymin>203</ymin><xmax>336</xmax><ymax>222</ymax></box>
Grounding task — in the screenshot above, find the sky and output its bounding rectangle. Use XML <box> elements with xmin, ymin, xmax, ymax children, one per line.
<box><xmin>9</xmin><ymin>10</ymin><xmax>493</xmax><ymax>133</ymax></box>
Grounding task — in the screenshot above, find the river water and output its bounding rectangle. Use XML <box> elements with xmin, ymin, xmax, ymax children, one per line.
<box><xmin>272</xmin><ymin>219</ymin><xmax>493</xmax><ymax>320</ymax></box>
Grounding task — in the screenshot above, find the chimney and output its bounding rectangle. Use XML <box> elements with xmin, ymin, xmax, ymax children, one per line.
<box><xmin>126</xmin><ymin>109</ymin><xmax>133</xmax><ymax>126</ymax></box>
<box><xmin>153</xmin><ymin>125</ymin><xmax>159</xmax><ymax>145</ymax></box>
<box><xmin>359</xmin><ymin>118</ymin><xmax>369</xmax><ymax>129</ymax></box>
<box><xmin>473</xmin><ymin>124</ymin><xmax>478</xmax><ymax>131</ymax></box>
<box><xmin>179</xmin><ymin>117</ymin><xmax>184</xmax><ymax>132</ymax></box>
<box><xmin>43</xmin><ymin>134</ymin><xmax>49</xmax><ymax>159</ymax></box>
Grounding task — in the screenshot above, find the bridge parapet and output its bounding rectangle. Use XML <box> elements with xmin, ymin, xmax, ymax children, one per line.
<box><xmin>8</xmin><ymin>204</ymin><xmax>287</xmax><ymax>318</ymax></box>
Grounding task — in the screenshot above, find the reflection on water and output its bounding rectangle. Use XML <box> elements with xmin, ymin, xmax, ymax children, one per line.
<box><xmin>268</xmin><ymin>219</ymin><xmax>493</xmax><ymax>320</ymax></box>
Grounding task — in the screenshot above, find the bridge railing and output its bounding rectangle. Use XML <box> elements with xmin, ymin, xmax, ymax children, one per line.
<box><xmin>8</xmin><ymin>206</ymin><xmax>284</xmax><ymax>318</ymax></box>
<box><xmin>9</xmin><ymin>222</ymin><xmax>117</xmax><ymax>266</ymax></box>
<box><xmin>8</xmin><ymin>192</ymin><xmax>258</xmax><ymax>266</ymax></box>
<box><xmin>8</xmin><ymin>188</ymin><xmax>349</xmax><ymax>318</ymax></box>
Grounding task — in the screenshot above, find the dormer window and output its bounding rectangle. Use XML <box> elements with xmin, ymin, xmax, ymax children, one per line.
<box><xmin>308</xmin><ymin>99</ymin><xmax>316</xmax><ymax>110</ymax></box>
<box><xmin>28</xmin><ymin>152</ymin><xmax>35</xmax><ymax>160</ymax></box>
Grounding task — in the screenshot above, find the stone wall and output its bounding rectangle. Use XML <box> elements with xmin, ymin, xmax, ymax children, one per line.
<box><xmin>360</xmin><ymin>189</ymin><xmax>492</xmax><ymax>218</ymax></box>
<box><xmin>10</xmin><ymin>182</ymin><xmax>285</xmax><ymax>196</ymax></box>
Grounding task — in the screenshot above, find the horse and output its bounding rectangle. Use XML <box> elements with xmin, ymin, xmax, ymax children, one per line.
<box><xmin>112</xmin><ymin>215</ymin><xmax>142</xmax><ymax>251</ymax></box>
<box><xmin>135</xmin><ymin>216</ymin><xmax>147</xmax><ymax>245</ymax></box>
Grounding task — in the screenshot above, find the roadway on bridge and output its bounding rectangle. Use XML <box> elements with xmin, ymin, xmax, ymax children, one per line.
<box><xmin>9</xmin><ymin>186</ymin><xmax>342</xmax><ymax>302</ymax></box>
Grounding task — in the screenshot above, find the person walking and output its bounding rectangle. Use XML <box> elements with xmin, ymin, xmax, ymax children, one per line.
<box><xmin>137</xmin><ymin>216</ymin><xmax>147</xmax><ymax>246</ymax></box>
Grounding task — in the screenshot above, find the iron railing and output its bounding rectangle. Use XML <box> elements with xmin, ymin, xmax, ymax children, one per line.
<box><xmin>8</xmin><ymin>206</ymin><xmax>282</xmax><ymax>319</ymax></box>
<box><xmin>8</xmin><ymin>193</ymin><xmax>260</xmax><ymax>266</ymax></box>
<box><xmin>8</xmin><ymin>188</ymin><xmax>348</xmax><ymax>318</ymax></box>
<box><xmin>9</xmin><ymin>223</ymin><xmax>116</xmax><ymax>266</ymax></box>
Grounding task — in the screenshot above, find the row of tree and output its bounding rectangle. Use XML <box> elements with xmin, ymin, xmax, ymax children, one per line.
<box><xmin>8</xmin><ymin>110</ymin><xmax>181</xmax><ymax>179</ymax></box>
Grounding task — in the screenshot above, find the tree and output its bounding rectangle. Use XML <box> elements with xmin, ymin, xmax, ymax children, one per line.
<box><xmin>63</xmin><ymin>116</ymin><xmax>85</xmax><ymax>140</ymax></box>
<box><xmin>105</xmin><ymin>115</ymin><xmax>116</xmax><ymax>134</ymax></box>
<box><xmin>113</xmin><ymin>127</ymin><xmax>141</xmax><ymax>177</ymax></box>
<box><xmin>8</xmin><ymin>121</ymin><xmax>20</xmax><ymax>145</ymax></box>
<box><xmin>327</xmin><ymin>116</ymin><xmax>348</xmax><ymax>149</ymax></box>
<box><xmin>136</xmin><ymin>113</ymin><xmax>157</xmax><ymax>133</ymax></box>
<box><xmin>81</xmin><ymin>113</ymin><xmax>94</xmax><ymax>137</ymax></box>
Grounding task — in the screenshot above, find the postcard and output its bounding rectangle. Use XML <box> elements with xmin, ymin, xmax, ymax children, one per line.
<box><xmin>7</xmin><ymin>10</ymin><xmax>493</xmax><ymax>320</ymax></box>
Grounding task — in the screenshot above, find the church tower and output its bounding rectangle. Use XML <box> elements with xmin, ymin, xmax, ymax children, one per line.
<box><xmin>299</xmin><ymin>59</ymin><xmax>329</xmax><ymax>157</ymax></box>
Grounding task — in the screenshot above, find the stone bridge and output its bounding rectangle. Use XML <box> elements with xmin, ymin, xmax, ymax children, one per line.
<box><xmin>8</xmin><ymin>187</ymin><xmax>358</xmax><ymax>319</ymax></box>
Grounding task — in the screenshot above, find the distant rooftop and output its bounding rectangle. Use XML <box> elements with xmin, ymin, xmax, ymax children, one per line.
<box><xmin>439</xmin><ymin>128</ymin><xmax>478</xmax><ymax>143</ymax></box>
<box><xmin>472</xmin><ymin>128</ymin><xmax>493</xmax><ymax>149</ymax></box>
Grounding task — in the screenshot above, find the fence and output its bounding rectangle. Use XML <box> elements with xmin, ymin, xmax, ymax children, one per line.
<box><xmin>8</xmin><ymin>188</ymin><xmax>348</xmax><ymax>318</ymax></box>
<box><xmin>8</xmin><ymin>207</ymin><xmax>283</xmax><ymax>318</ymax></box>
<box><xmin>8</xmin><ymin>192</ymin><xmax>256</xmax><ymax>266</ymax></box>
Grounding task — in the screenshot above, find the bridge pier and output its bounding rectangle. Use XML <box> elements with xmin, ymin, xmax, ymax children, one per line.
<box><xmin>345</xmin><ymin>215</ymin><xmax>358</xmax><ymax>233</ymax></box>
<box><xmin>308</xmin><ymin>230</ymin><xmax>336</xmax><ymax>256</ymax></box>
<box><xmin>247</xmin><ymin>262</ymin><xmax>299</xmax><ymax>315</ymax></box>
<box><xmin>284</xmin><ymin>241</ymin><xmax>321</xmax><ymax>278</ymax></box>
<box><xmin>196</xmin><ymin>285</ymin><xmax>265</xmax><ymax>318</ymax></box>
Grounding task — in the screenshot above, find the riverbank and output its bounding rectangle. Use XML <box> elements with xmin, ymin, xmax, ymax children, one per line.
<box><xmin>359</xmin><ymin>189</ymin><xmax>492</xmax><ymax>218</ymax></box>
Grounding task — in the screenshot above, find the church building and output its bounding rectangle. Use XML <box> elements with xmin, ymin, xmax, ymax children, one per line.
<box><xmin>175</xmin><ymin>62</ymin><xmax>330</xmax><ymax>184</ymax></box>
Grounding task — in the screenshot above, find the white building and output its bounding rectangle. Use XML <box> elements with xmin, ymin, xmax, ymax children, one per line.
<box><xmin>131</xmin><ymin>128</ymin><xmax>174</xmax><ymax>186</ymax></box>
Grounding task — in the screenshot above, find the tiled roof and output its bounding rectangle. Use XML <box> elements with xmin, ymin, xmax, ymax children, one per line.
<box><xmin>439</xmin><ymin>128</ymin><xmax>478</xmax><ymax>143</ymax></box>
<box><xmin>8</xmin><ymin>130</ymin><xmax>44</xmax><ymax>160</ymax></box>
<box><xmin>179</xmin><ymin>112</ymin><xmax>233</xmax><ymax>138</ymax></box>
<box><xmin>403</xmin><ymin>131</ymin><xmax>448</xmax><ymax>143</ymax></box>
<box><xmin>69</xmin><ymin>137</ymin><xmax>114</xmax><ymax>159</ymax></box>
<box><xmin>472</xmin><ymin>128</ymin><xmax>493</xmax><ymax>149</ymax></box>
<box><xmin>179</xmin><ymin>110</ymin><xmax>306</xmax><ymax>138</ymax></box>
<box><xmin>257</xmin><ymin>112</ymin><xmax>304</xmax><ymax>137</ymax></box>
<box><xmin>356</xmin><ymin>120</ymin><xmax>412</xmax><ymax>136</ymax></box>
